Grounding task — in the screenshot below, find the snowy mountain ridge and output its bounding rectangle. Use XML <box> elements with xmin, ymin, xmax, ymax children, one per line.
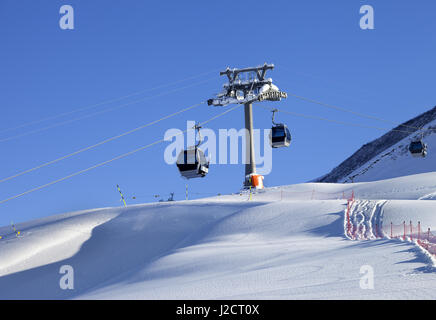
<box><xmin>316</xmin><ymin>105</ymin><xmax>436</xmax><ymax>183</ymax></box>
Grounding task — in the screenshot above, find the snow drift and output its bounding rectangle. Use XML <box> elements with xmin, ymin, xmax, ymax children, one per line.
<box><xmin>2</xmin><ymin>172</ymin><xmax>436</xmax><ymax>299</ymax></box>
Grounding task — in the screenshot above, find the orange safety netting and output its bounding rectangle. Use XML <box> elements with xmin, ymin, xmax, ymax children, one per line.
<box><xmin>373</xmin><ymin>220</ymin><xmax>436</xmax><ymax>257</ymax></box>
<box><xmin>272</xmin><ymin>189</ymin><xmax>355</xmax><ymax>201</ymax></box>
<box><xmin>384</xmin><ymin>220</ymin><xmax>436</xmax><ymax>256</ymax></box>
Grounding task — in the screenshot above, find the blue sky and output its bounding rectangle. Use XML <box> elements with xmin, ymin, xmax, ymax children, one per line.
<box><xmin>1</xmin><ymin>0</ymin><xmax>435</xmax><ymax>226</ymax></box>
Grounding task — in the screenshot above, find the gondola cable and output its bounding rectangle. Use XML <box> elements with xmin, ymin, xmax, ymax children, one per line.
<box><xmin>260</xmin><ymin>105</ymin><xmax>431</xmax><ymax>158</ymax></box>
<box><xmin>0</xmin><ymin>69</ymin><xmax>220</xmax><ymax>135</ymax></box>
<box><xmin>0</xmin><ymin>77</ymin><xmax>216</xmax><ymax>143</ymax></box>
<box><xmin>285</xmin><ymin>91</ymin><xmax>425</xmax><ymax>132</ymax></box>
<box><xmin>0</xmin><ymin>101</ymin><xmax>205</xmax><ymax>184</ymax></box>
<box><xmin>276</xmin><ymin>65</ymin><xmax>423</xmax><ymax>131</ymax></box>
<box><xmin>0</xmin><ymin>104</ymin><xmax>242</xmax><ymax>205</ymax></box>
<box><xmin>257</xmin><ymin>105</ymin><xmax>416</xmax><ymax>135</ymax></box>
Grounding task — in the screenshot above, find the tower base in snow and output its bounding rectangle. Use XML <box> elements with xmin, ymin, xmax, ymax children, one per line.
<box><xmin>244</xmin><ymin>174</ymin><xmax>264</xmax><ymax>190</ymax></box>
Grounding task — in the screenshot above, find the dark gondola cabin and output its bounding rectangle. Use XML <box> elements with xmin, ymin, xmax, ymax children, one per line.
<box><xmin>409</xmin><ymin>140</ymin><xmax>427</xmax><ymax>158</ymax></box>
<box><xmin>176</xmin><ymin>147</ymin><xmax>209</xmax><ymax>179</ymax></box>
<box><xmin>270</xmin><ymin>124</ymin><xmax>291</xmax><ymax>148</ymax></box>
<box><xmin>269</xmin><ymin>109</ymin><xmax>291</xmax><ymax>148</ymax></box>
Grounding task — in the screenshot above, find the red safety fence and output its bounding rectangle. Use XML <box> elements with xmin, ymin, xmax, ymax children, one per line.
<box><xmin>345</xmin><ymin>192</ymin><xmax>356</xmax><ymax>239</ymax></box>
<box><xmin>345</xmin><ymin>201</ymin><xmax>436</xmax><ymax>258</ymax></box>
<box><xmin>249</xmin><ymin>188</ymin><xmax>356</xmax><ymax>202</ymax></box>
<box><xmin>379</xmin><ymin>220</ymin><xmax>436</xmax><ymax>257</ymax></box>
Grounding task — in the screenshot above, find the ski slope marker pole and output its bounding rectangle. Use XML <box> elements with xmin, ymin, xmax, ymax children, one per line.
<box><xmin>116</xmin><ymin>184</ymin><xmax>127</xmax><ymax>207</ymax></box>
<box><xmin>10</xmin><ymin>221</ymin><xmax>20</xmax><ymax>237</ymax></box>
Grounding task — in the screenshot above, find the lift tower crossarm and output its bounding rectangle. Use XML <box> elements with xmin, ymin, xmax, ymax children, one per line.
<box><xmin>220</xmin><ymin>63</ymin><xmax>274</xmax><ymax>82</ymax></box>
<box><xmin>208</xmin><ymin>63</ymin><xmax>285</xmax><ymax>107</ymax></box>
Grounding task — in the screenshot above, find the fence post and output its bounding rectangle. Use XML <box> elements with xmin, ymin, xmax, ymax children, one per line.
<box><xmin>346</xmin><ymin>200</ymin><xmax>351</xmax><ymax>237</ymax></box>
<box><xmin>390</xmin><ymin>222</ymin><xmax>393</xmax><ymax>239</ymax></box>
<box><xmin>403</xmin><ymin>221</ymin><xmax>406</xmax><ymax>241</ymax></box>
<box><xmin>418</xmin><ymin>221</ymin><xmax>421</xmax><ymax>245</ymax></box>
<box><xmin>410</xmin><ymin>220</ymin><xmax>413</xmax><ymax>242</ymax></box>
<box><xmin>428</xmin><ymin>228</ymin><xmax>431</xmax><ymax>242</ymax></box>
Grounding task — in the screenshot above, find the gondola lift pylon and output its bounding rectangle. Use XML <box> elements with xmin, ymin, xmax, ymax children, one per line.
<box><xmin>208</xmin><ymin>63</ymin><xmax>288</xmax><ymax>189</ymax></box>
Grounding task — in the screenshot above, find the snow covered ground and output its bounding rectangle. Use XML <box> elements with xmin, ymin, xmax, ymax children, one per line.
<box><xmin>1</xmin><ymin>172</ymin><xmax>436</xmax><ymax>299</ymax></box>
<box><xmin>340</xmin><ymin>121</ymin><xmax>436</xmax><ymax>183</ymax></box>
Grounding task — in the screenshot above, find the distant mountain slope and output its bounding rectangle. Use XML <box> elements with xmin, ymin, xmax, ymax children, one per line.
<box><xmin>316</xmin><ymin>105</ymin><xmax>436</xmax><ymax>183</ymax></box>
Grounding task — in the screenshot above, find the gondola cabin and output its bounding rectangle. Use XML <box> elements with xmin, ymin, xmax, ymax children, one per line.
<box><xmin>270</xmin><ymin>124</ymin><xmax>291</xmax><ymax>148</ymax></box>
<box><xmin>409</xmin><ymin>140</ymin><xmax>428</xmax><ymax>158</ymax></box>
<box><xmin>176</xmin><ymin>147</ymin><xmax>209</xmax><ymax>179</ymax></box>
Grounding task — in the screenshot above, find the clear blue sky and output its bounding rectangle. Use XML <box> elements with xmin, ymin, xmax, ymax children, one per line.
<box><xmin>1</xmin><ymin>0</ymin><xmax>435</xmax><ymax>226</ymax></box>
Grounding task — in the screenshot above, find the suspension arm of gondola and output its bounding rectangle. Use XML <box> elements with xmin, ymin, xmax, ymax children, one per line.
<box><xmin>194</xmin><ymin>124</ymin><xmax>203</xmax><ymax>148</ymax></box>
<box><xmin>271</xmin><ymin>109</ymin><xmax>278</xmax><ymax>125</ymax></box>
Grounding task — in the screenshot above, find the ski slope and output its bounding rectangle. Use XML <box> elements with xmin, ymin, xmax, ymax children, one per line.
<box><xmin>2</xmin><ymin>173</ymin><xmax>436</xmax><ymax>299</ymax></box>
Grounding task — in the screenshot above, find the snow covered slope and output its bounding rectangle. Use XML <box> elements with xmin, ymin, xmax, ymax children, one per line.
<box><xmin>2</xmin><ymin>172</ymin><xmax>436</xmax><ymax>299</ymax></box>
<box><xmin>317</xmin><ymin>106</ymin><xmax>436</xmax><ymax>183</ymax></box>
<box><xmin>338</xmin><ymin>122</ymin><xmax>436</xmax><ymax>183</ymax></box>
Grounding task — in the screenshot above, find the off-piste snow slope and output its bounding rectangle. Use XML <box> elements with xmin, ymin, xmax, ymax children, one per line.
<box><xmin>1</xmin><ymin>172</ymin><xmax>436</xmax><ymax>299</ymax></box>
<box><xmin>317</xmin><ymin>105</ymin><xmax>436</xmax><ymax>183</ymax></box>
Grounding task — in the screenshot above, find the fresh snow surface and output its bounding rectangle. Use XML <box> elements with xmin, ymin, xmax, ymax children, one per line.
<box><xmin>2</xmin><ymin>172</ymin><xmax>436</xmax><ymax>299</ymax></box>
